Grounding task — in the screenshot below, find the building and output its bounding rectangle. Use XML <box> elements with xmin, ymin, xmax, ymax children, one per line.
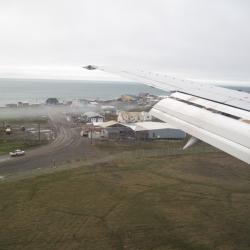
<box><xmin>98</xmin><ymin>121</ymin><xmax>134</xmax><ymax>139</ymax></box>
<box><xmin>71</xmin><ymin>99</ymin><xmax>93</xmax><ymax>108</ymax></box>
<box><xmin>85</xmin><ymin>125</ymin><xmax>106</xmax><ymax>139</ymax></box>
<box><xmin>30</xmin><ymin>104</ymin><xmax>42</xmax><ymax>108</ymax></box>
<box><xmin>125</xmin><ymin>122</ymin><xmax>186</xmax><ymax>140</ymax></box>
<box><xmin>138</xmin><ymin>93</ymin><xmax>161</xmax><ymax>106</ymax></box>
<box><xmin>85</xmin><ymin>120</ymin><xmax>186</xmax><ymax>141</ymax></box>
<box><xmin>5</xmin><ymin>125</ymin><xmax>12</xmax><ymax>135</ymax></box>
<box><xmin>119</xmin><ymin>95</ymin><xmax>137</xmax><ymax>102</ymax></box>
<box><xmin>46</xmin><ymin>98</ymin><xmax>59</xmax><ymax>105</ymax></box>
<box><xmin>117</xmin><ymin>111</ymin><xmax>152</xmax><ymax>123</ymax></box>
<box><xmin>88</xmin><ymin>101</ymin><xmax>99</xmax><ymax>106</ymax></box>
<box><xmin>6</xmin><ymin>104</ymin><xmax>17</xmax><ymax>108</ymax></box>
<box><xmin>18</xmin><ymin>102</ymin><xmax>29</xmax><ymax>108</ymax></box>
<box><xmin>101</xmin><ymin>105</ymin><xmax>117</xmax><ymax>115</ymax></box>
<box><xmin>82</xmin><ymin>112</ymin><xmax>104</xmax><ymax>125</ymax></box>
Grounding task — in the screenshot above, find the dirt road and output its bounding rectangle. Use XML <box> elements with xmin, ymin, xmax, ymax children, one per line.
<box><xmin>0</xmin><ymin>112</ymin><xmax>90</xmax><ymax>175</ymax></box>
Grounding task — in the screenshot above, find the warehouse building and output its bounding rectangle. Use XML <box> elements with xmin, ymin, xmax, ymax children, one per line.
<box><xmin>91</xmin><ymin>121</ymin><xmax>186</xmax><ymax>140</ymax></box>
<box><xmin>125</xmin><ymin>122</ymin><xmax>186</xmax><ymax>140</ymax></box>
<box><xmin>99</xmin><ymin>121</ymin><xmax>134</xmax><ymax>139</ymax></box>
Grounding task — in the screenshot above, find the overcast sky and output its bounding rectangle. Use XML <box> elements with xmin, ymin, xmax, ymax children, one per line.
<box><xmin>0</xmin><ymin>0</ymin><xmax>249</xmax><ymax>83</ymax></box>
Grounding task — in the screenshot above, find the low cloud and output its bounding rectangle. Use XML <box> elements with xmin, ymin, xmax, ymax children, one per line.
<box><xmin>0</xmin><ymin>0</ymin><xmax>249</xmax><ymax>82</ymax></box>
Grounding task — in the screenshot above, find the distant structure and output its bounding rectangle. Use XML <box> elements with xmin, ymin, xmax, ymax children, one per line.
<box><xmin>71</xmin><ymin>99</ymin><xmax>88</xmax><ymax>108</ymax></box>
<box><xmin>6</xmin><ymin>104</ymin><xmax>17</xmax><ymax>108</ymax></box>
<box><xmin>5</xmin><ymin>125</ymin><xmax>12</xmax><ymax>135</ymax></box>
<box><xmin>118</xmin><ymin>95</ymin><xmax>137</xmax><ymax>102</ymax></box>
<box><xmin>117</xmin><ymin>111</ymin><xmax>152</xmax><ymax>123</ymax></box>
<box><xmin>18</xmin><ymin>102</ymin><xmax>29</xmax><ymax>108</ymax></box>
<box><xmin>30</xmin><ymin>104</ymin><xmax>42</xmax><ymax>108</ymax></box>
<box><xmin>6</xmin><ymin>102</ymin><xmax>30</xmax><ymax>108</ymax></box>
<box><xmin>88</xmin><ymin>101</ymin><xmax>98</xmax><ymax>106</ymax></box>
<box><xmin>101</xmin><ymin>106</ymin><xmax>117</xmax><ymax>115</ymax></box>
<box><xmin>46</xmin><ymin>98</ymin><xmax>59</xmax><ymax>105</ymax></box>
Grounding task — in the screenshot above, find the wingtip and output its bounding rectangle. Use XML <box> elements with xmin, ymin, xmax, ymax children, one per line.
<box><xmin>83</xmin><ymin>65</ymin><xmax>98</xmax><ymax>70</ymax></box>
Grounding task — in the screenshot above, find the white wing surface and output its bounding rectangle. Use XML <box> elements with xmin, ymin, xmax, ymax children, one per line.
<box><xmin>83</xmin><ymin>65</ymin><xmax>250</xmax><ymax>164</ymax></box>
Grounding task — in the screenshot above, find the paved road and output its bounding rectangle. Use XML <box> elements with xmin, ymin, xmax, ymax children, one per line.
<box><xmin>0</xmin><ymin>113</ymin><xmax>89</xmax><ymax>175</ymax></box>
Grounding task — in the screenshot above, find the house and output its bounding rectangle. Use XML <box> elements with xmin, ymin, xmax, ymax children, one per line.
<box><xmin>117</xmin><ymin>111</ymin><xmax>152</xmax><ymax>123</ymax></box>
<box><xmin>82</xmin><ymin>112</ymin><xmax>104</xmax><ymax>125</ymax></box>
<box><xmin>125</xmin><ymin>122</ymin><xmax>186</xmax><ymax>140</ymax></box>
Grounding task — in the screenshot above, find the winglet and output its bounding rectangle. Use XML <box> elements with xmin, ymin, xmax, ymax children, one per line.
<box><xmin>83</xmin><ymin>65</ymin><xmax>98</xmax><ymax>70</ymax></box>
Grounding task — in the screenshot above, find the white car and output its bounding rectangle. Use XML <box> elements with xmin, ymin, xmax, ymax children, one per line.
<box><xmin>9</xmin><ymin>149</ymin><xmax>25</xmax><ymax>157</ymax></box>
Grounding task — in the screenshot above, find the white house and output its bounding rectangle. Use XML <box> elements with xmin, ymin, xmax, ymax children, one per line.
<box><xmin>82</xmin><ymin>112</ymin><xmax>104</xmax><ymax>125</ymax></box>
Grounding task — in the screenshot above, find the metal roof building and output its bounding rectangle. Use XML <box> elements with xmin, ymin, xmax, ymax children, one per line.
<box><xmin>125</xmin><ymin>122</ymin><xmax>186</xmax><ymax>139</ymax></box>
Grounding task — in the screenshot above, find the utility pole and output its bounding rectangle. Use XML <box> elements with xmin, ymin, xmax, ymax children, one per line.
<box><xmin>38</xmin><ymin>122</ymin><xmax>41</xmax><ymax>143</ymax></box>
<box><xmin>2</xmin><ymin>121</ymin><xmax>4</xmax><ymax>135</ymax></box>
<box><xmin>90</xmin><ymin>124</ymin><xmax>93</xmax><ymax>144</ymax></box>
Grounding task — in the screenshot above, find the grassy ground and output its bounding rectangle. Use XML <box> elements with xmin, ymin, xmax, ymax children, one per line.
<box><xmin>0</xmin><ymin>117</ymin><xmax>48</xmax><ymax>125</ymax></box>
<box><xmin>0</xmin><ymin>150</ymin><xmax>250</xmax><ymax>250</ymax></box>
<box><xmin>0</xmin><ymin>117</ymin><xmax>50</xmax><ymax>155</ymax></box>
<box><xmin>0</xmin><ymin>139</ymin><xmax>48</xmax><ymax>155</ymax></box>
<box><xmin>94</xmin><ymin>139</ymin><xmax>218</xmax><ymax>156</ymax></box>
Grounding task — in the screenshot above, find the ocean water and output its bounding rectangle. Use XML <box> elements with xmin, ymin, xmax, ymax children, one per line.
<box><xmin>0</xmin><ymin>78</ymin><xmax>167</xmax><ymax>107</ymax></box>
<box><xmin>0</xmin><ymin>78</ymin><xmax>249</xmax><ymax>108</ymax></box>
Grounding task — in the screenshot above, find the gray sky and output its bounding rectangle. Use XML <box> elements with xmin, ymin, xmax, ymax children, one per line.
<box><xmin>0</xmin><ymin>0</ymin><xmax>250</xmax><ymax>83</ymax></box>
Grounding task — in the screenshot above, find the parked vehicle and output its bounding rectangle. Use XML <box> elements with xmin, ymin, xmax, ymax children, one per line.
<box><xmin>9</xmin><ymin>149</ymin><xmax>25</xmax><ymax>157</ymax></box>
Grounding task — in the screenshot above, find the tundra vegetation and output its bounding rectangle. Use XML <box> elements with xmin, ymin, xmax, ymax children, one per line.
<box><xmin>0</xmin><ymin>140</ymin><xmax>249</xmax><ymax>250</ymax></box>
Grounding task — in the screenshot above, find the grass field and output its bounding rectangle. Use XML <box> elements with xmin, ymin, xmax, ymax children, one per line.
<box><xmin>0</xmin><ymin>117</ymin><xmax>50</xmax><ymax>155</ymax></box>
<box><xmin>0</xmin><ymin>150</ymin><xmax>250</xmax><ymax>250</ymax></box>
<box><xmin>0</xmin><ymin>117</ymin><xmax>48</xmax><ymax>125</ymax></box>
<box><xmin>0</xmin><ymin>139</ymin><xmax>48</xmax><ymax>155</ymax></box>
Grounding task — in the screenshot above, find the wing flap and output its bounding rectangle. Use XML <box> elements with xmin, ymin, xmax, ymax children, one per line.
<box><xmin>151</xmin><ymin>98</ymin><xmax>250</xmax><ymax>164</ymax></box>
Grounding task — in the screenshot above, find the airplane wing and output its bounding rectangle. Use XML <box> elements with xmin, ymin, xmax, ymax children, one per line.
<box><xmin>83</xmin><ymin>65</ymin><xmax>250</xmax><ymax>164</ymax></box>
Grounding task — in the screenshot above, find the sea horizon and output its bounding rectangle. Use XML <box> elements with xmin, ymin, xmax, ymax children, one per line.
<box><xmin>0</xmin><ymin>77</ymin><xmax>249</xmax><ymax>108</ymax></box>
<box><xmin>0</xmin><ymin>78</ymin><xmax>168</xmax><ymax>107</ymax></box>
